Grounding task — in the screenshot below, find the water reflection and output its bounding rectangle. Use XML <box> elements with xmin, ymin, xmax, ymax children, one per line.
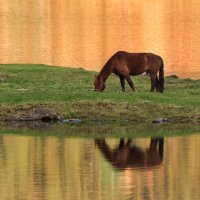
<box><xmin>0</xmin><ymin>134</ymin><xmax>200</xmax><ymax>200</ymax></box>
<box><xmin>95</xmin><ymin>137</ymin><xmax>164</xmax><ymax>170</ymax></box>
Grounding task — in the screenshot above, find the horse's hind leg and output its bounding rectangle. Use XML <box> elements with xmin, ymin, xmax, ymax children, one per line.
<box><xmin>150</xmin><ymin>75</ymin><xmax>157</xmax><ymax>92</ymax></box>
<box><xmin>119</xmin><ymin>75</ymin><xmax>125</xmax><ymax>92</ymax></box>
<box><xmin>124</xmin><ymin>75</ymin><xmax>136</xmax><ymax>92</ymax></box>
<box><xmin>155</xmin><ymin>77</ymin><xmax>160</xmax><ymax>92</ymax></box>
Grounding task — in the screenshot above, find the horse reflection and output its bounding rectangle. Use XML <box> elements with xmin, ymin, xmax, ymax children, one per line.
<box><xmin>95</xmin><ymin>138</ymin><xmax>164</xmax><ymax>170</ymax></box>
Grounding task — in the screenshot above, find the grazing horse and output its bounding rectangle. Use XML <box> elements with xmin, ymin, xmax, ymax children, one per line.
<box><xmin>95</xmin><ymin>137</ymin><xmax>164</xmax><ymax>170</ymax></box>
<box><xmin>94</xmin><ymin>51</ymin><xmax>164</xmax><ymax>92</ymax></box>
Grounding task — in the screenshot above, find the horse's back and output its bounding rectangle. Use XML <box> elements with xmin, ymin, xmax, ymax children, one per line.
<box><xmin>114</xmin><ymin>52</ymin><xmax>148</xmax><ymax>75</ymax></box>
<box><xmin>146</xmin><ymin>53</ymin><xmax>163</xmax><ymax>64</ymax></box>
<box><xmin>111</xmin><ymin>51</ymin><xmax>163</xmax><ymax>75</ymax></box>
<box><xmin>115</xmin><ymin>51</ymin><xmax>162</xmax><ymax>63</ymax></box>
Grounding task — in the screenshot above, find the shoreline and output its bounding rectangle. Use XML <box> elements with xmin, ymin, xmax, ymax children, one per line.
<box><xmin>0</xmin><ymin>101</ymin><xmax>199</xmax><ymax>125</ymax></box>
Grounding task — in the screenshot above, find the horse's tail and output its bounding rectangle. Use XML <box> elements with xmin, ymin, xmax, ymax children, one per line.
<box><xmin>159</xmin><ymin>59</ymin><xmax>164</xmax><ymax>93</ymax></box>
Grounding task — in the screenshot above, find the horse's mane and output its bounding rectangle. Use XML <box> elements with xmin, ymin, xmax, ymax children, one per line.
<box><xmin>99</xmin><ymin>53</ymin><xmax>116</xmax><ymax>80</ymax></box>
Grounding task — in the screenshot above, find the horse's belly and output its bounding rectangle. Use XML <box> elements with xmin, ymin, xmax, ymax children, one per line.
<box><xmin>130</xmin><ymin>67</ymin><xmax>148</xmax><ymax>75</ymax></box>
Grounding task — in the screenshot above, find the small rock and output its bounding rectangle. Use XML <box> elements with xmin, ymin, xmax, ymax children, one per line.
<box><xmin>152</xmin><ymin>118</ymin><xmax>170</xmax><ymax>124</ymax></box>
<box><xmin>0</xmin><ymin>78</ymin><xmax>5</xmax><ymax>83</ymax></box>
<box><xmin>168</xmin><ymin>75</ymin><xmax>179</xmax><ymax>79</ymax></box>
<box><xmin>152</xmin><ymin>118</ymin><xmax>164</xmax><ymax>123</ymax></box>
<box><xmin>78</xmin><ymin>67</ymin><xmax>85</xmax><ymax>70</ymax></box>
<box><xmin>41</xmin><ymin>116</ymin><xmax>55</xmax><ymax>122</ymax></box>
<box><xmin>163</xmin><ymin>118</ymin><xmax>170</xmax><ymax>122</ymax></box>
<box><xmin>62</xmin><ymin>119</ymin><xmax>82</xmax><ymax>123</ymax></box>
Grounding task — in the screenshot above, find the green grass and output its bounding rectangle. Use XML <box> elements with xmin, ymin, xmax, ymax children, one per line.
<box><xmin>0</xmin><ymin>64</ymin><xmax>200</xmax><ymax>123</ymax></box>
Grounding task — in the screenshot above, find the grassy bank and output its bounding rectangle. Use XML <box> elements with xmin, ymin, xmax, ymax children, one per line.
<box><xmin>0</xmin><ymin>64</ymin><xmax>199</xmax><ymax>123</ymax></box>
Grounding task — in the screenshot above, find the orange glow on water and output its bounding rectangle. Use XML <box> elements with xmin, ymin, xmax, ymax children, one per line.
<box><xmin>0</xmin><ymin>0</ymin><xmax>200</xmax><ymax>78</ymax></box>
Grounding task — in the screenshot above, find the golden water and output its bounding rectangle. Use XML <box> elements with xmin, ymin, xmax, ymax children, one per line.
<box><xmin>0</xmin><ymin>0</ymin><xmax>200</xmax><ymax>78</ymax></box>
<box><xmin>0</xmin><ymin>135</ymin><xmax>200</xmax><ymax>200</ymax></box>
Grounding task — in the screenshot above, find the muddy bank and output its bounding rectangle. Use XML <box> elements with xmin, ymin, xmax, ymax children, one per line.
<box><xmin>4</xmin><ymin>106</ymin><xmax>81</xmax><ymax>124</ymax></box>
<box><xmin>4</xmin><ymin>107</ymin><xmax>59</xmax><ymax>122</ymax></box>
<box><xmin>1</xmin><ymin>104</ymin><xmax>199</xmax><ymax>125</ymax></box>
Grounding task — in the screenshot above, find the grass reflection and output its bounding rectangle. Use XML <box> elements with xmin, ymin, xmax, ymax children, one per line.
<box><xmin>0</xmin><ymin>122</ymin><xmax>199</xmax><ymax>138</ymax></box>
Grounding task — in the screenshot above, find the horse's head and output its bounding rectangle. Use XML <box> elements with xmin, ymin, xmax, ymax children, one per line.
<box><xmin>94</xmin><ymin>75</ymin><xmax>106</xmax><ymax>92</ymax></box>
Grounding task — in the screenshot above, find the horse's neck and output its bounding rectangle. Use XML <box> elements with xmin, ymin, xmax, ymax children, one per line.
<box><xmin>99</xmin><ymin>65</ymin><xmax>112</xmax><ymax>82</ymax></box>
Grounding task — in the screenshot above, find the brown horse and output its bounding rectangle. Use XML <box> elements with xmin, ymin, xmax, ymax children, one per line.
<box><xmin>94</xmin><ymin>51</ymin><xmax>164</xmax><ymax>92</ymax></box>
<box><xmin>95</xmin><ymin>137</ymin><xmax>164</xmax><ymax>170</ymax></box>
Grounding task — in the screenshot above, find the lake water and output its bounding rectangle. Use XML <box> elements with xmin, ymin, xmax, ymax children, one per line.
<box><xmin>0</xmin><ymin>131</ymin><xmax>200</xmax><ymax>200</ymax></box>
<box><xmin>0</xmin><ymin>0</ymin><xmax>200</xmax><ymax>78</ymax></box>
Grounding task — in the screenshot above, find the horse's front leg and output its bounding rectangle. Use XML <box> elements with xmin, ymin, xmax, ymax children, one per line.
<box><xmin>119</xmin><ymin>75</ymin><xmax>125</xmax><ymax>92</ymax></box>
<box><xmin>124</xmin><ymin>75</ymin><xmax>136</xmax><ymax>92</ymax></box>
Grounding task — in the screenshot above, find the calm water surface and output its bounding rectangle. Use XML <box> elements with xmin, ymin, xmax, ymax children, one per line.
<box><xmin>1</xmin><ymin>0</ymin><xmax>200</xmax><ymax>78</ymax></box>
<box><xmin>0</xmin><ymin>134</ymin><xmax>200</xmax><ymax>200</ymax></box>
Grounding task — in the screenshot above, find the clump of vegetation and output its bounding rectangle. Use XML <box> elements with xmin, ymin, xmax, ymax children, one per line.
<box><xmin>0</xmin><ymin>64</ymin><xmax>199</xmax><ymax>123</ymax></box>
